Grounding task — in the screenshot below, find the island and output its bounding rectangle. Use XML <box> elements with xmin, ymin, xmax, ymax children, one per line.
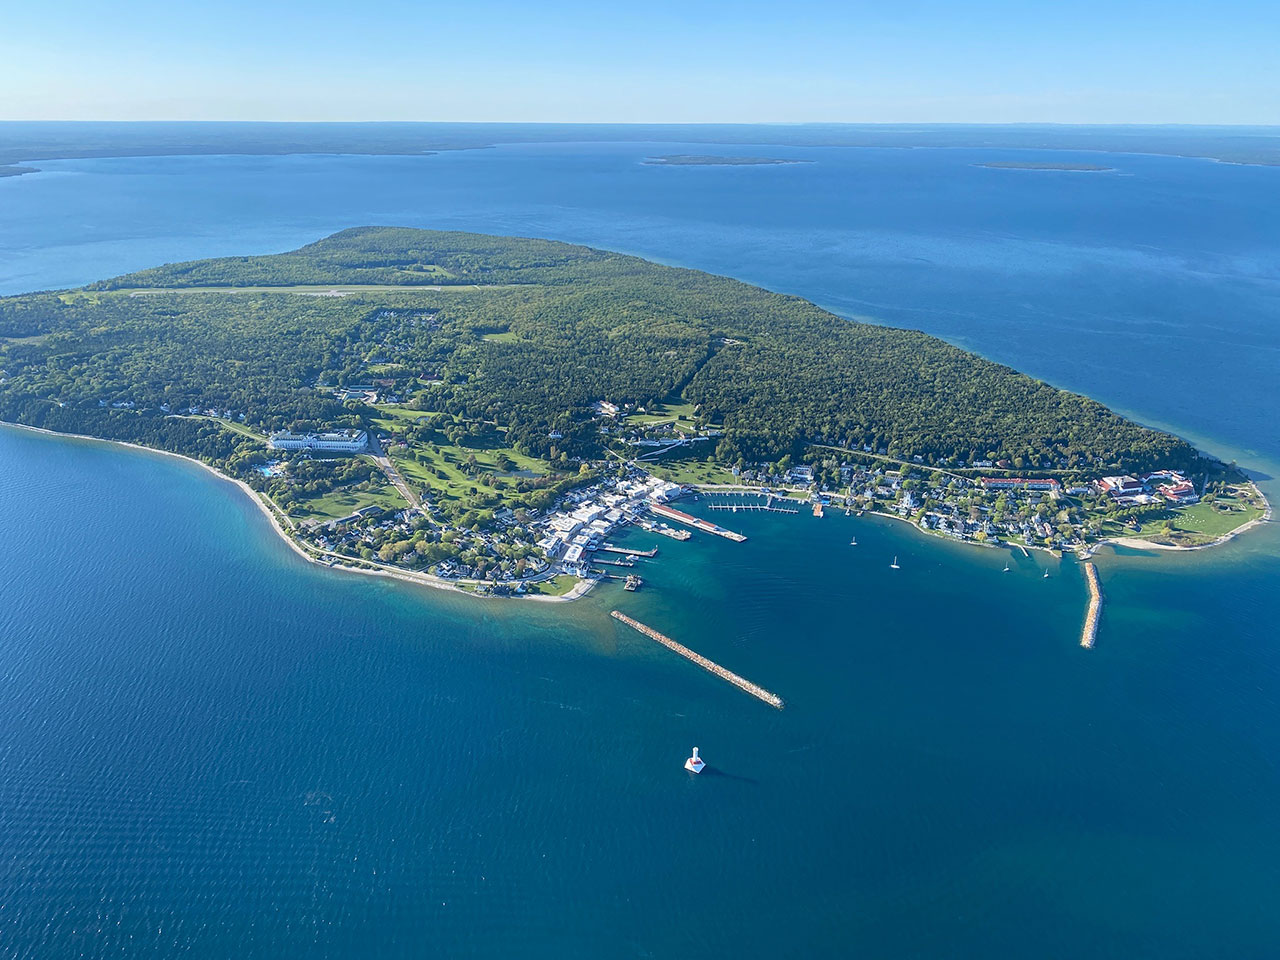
<box><xmin>0</xmin><ymin>228</ymin><xmax>1265</xmax><ymax>601</ymax></box>
<box><xmin>975</xmin><ymin>161</ymin><xmax>1115</xmax><ymax>172</ymax></box>
<box><xmin>643</xmin><ymin>155</ymin><xmax>812</xmax><ymax>166</ymax></box>
<box><xmin>0</xmin><ymin>164</ymin><xmax>38</xmax><ymax>178</ymax></box>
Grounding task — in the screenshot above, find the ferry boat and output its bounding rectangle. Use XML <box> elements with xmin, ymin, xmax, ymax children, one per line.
<box><xmin>684</xmin><ymin>747</ymin><xmax>705</xmax><ymax>774</ymax></box>
<box><xmin>890</xmin><ymin>556</ymin><xmax>900</xmax><ymax>570</ymax></box>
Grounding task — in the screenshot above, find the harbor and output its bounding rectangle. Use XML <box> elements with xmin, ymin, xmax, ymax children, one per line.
<box><xmin>649</xmin><ymin>502</ymin><xmax>748</xmax><ymax>542</ymax></box>
<box><xmin>704</xmin><ymin>493</ymin><xmax>801</xmax><ymax>515</ymax></box>
<box><xmin>1081</xmin><ymin>562</ymin><xmax>1103</xmax><ymax>649</ymax></box>
<box><xmin>610</xmin><ymin>611</ymin><xmax>784</xmax><ymax>709</ymax></box>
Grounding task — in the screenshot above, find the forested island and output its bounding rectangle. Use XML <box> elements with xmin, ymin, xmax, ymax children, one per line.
<box><xmin>644</xmin><ymin>155</ymin><xmax>811</xmax><ymax>166</ymax></box>
<box><xmin>0</xmin><ymin>228</ymin><xmax>1261</xmax><ymax>596</ymax></box>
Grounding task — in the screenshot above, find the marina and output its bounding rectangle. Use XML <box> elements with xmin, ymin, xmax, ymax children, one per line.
<box><xmin>1080</xmin><ymin>562</ymin><xmax>1103</xmax><ymax>649</ymax></box>
<box><xmin>610</xmin><ymin>611</ymin><xmax>784</xmax><ymax>709</ymax></box>
<box><xmin>704</xmin><ymin>493</ymin><xmax>801</xmax><ymax>514</ymax></box>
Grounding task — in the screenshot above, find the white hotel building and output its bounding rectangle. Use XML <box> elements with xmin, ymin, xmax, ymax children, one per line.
<box><xmin>268</xmin><ymin>429</ymin><xmax>369</xmax><ymax>453</ymax></box>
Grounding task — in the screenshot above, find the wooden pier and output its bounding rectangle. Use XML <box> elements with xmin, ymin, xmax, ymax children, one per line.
<box><xmin>650</xmin><ymin>503</ymin><xmax>747</xmax><ymax>542</ymax></box>
<box><xmin>610</xmin><ymin>611</ymin><xmax>784</xmax><ymax>709</ymax></box>
<box><xmin>1080</xmin><ymin>562</ymin><xmax>1103</xmax><ymax>649</ymax></box>
<box><xmin>812</xmin><ymin>501</ymin><xmax>825</xmax><ymax>517</ymax></box>
<box><xmin>706</xmin><ymin>502</ymin><xmax>800</xmax><ymax>514</ymax></box>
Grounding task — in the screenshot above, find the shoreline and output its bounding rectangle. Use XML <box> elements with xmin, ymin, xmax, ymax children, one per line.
<box><xmin>0</xmin><ymin>420</ymin><xmax>597</xmax><ymax>604</ymax></box>
<box><xmin>688</xmin><ymin>480</ymin><xmax>1271</xmax><ymax>560</ymax></box>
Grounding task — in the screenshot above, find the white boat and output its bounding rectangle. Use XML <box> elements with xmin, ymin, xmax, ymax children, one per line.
<box><xmin>684</xmin><ymin>747</ymin><xmax>705</xmax><ymax>774</ymax></box>
<box><xmin>1043</xmin><ymin>569</ymin><xmax>1050</xmax><ymax>579</ymax></box>
<box><xmin>890</xmin><ymin>556</ymin><xmax>900</xmax><ymax>570</ymax></box>
<box><xmin>849</xmin><ymin>537</ymin><xmax>858</xmax><ymax>546</ymax></box>
<box><xmin>1003</xmin><ymin>563</ymin><xmax>1010</xmax><ymax>573</ymax></box>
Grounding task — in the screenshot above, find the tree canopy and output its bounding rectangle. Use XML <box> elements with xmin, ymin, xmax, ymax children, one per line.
<box><xmin>0</xmin><ymin>227</ymin><xmax>1197</xmax><ymax>472</ymax></box>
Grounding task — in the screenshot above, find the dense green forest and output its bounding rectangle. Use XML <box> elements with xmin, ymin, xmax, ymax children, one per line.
<box><xmin>0</xmin><ymin>226</ymin><xmax>1197</xmax><ymax>474</ymax></box>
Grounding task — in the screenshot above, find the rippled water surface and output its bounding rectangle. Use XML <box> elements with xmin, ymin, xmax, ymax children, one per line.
<box><xmin>1</xmin><ymin>139</ymin><xmax>1279</xmax><ymax>958</ymax></box>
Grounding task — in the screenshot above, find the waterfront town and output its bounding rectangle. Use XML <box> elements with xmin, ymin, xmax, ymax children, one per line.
<box><xmin>250</xmin><ymin>418</ymin><xmax>1266</xmax><ymax>598</ymax></box>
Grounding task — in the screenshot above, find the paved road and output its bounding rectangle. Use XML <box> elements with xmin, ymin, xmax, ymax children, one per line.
<box><xmin>368</xmin><ymin>437</ymin><xmax>425</xmax><ymax>514</ymax></box>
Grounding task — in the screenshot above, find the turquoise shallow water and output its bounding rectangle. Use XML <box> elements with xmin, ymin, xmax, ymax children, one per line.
<box><xmin>1</xmin><ymin>136</ymin><xmax>1279</xmax><ymax>957</ymax></box>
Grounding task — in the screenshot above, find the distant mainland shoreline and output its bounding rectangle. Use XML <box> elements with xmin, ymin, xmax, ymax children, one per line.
<box><xmin>974</xmin><ymin>160</ymin><xmax>1115</xmax><ymax>172</ymax></box>
<box><xmin>643</xmin><ymin>155</ymin><xmax>813</xmax><ymax>166</ymax></box>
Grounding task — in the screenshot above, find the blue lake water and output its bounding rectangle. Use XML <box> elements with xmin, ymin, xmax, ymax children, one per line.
<box><xmin>1</xmin><ymin>138</ymin><xmax>1279</xmax><ymax>958</ymax></box>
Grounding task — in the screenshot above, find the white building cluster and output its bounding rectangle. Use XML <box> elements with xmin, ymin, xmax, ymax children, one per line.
<box><xmin>269</xmin><ymin>429</ymin><xmax>369</xmax><ymax>453</ymax></box>
<box><xmin>534</xmin><ymin>475</ymin><xmax>682</xmax><ymax>573</ymax></box>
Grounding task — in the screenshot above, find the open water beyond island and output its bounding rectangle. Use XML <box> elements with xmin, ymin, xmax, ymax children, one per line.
<box><xmin>1</xmin><ymin>135</ymin><xmax>1279</xmax><ymax>958</ymax></box>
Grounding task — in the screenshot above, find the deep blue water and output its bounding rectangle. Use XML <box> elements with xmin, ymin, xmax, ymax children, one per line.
<box><xmin>1</xmin><ymin>138</ymin><xmax>1279</xmax><ymax>958</ymax></box>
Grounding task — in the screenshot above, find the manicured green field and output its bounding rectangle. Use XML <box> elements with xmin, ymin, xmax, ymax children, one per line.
<box><xmin>648</xmin><ymin>458</ymin><xmax>738</xmax><ymax>486</ymax></box>
<box><xmin>1102</xmin><ymin>491</ymin><xmax>1264</xmax><ymax>546</ymax></box>
<box><xmin>292</xmin><ymin>481</ymin><xmax>407</xmax><ymax>521</ymax></box>
<box><xmin>527</xmin><ymin>574</ymin><xmax>580</xmax><ymax>597</ymax></box>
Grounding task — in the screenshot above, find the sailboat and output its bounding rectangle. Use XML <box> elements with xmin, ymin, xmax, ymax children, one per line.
<box><xmin>849</xmin><ymin>536</ymin><xmax>858</xmax><ymax>546</ymax></box>
<box><xmin>1043</xmin><ymin>569</ymin><xmax>1050</xmax><ymax>579</ymax></box>
<box><xmin>890</xmin><ymin>555</ymin><xmax>900</xmax><ymax>570</ymax></box>
<box><xmin>1003</xmin><ymin>562</ymin><xmax>1010</xmax><ymax>573</ymax></box>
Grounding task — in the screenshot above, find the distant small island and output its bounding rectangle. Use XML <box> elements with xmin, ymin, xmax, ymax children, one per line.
<box><xmin>0</xmin><ymin>165</ymin><xmax>39</xmax><ymax>178</ymax></box>
<box><xmin>644</xmin><ymin>155</ymin><xmax>812</xmax><ymax>167</ymax></box>
<box><xmin>975</xmin><ymin>161</ymin><xmax>1115</xmax><ymax>172</ymax></box>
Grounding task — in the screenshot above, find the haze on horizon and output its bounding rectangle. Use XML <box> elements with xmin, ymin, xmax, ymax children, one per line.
<box><xmin>2</xmin><ymin>0</ymin><xmax>1278</xmax><ymax>125</ymax></box>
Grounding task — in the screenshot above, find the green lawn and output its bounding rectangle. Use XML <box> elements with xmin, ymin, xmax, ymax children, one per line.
<box><xmin>647</xmin><ymin>458</ymin><xmax>738</xmax><ymax>486</ymax></box>
<box><xmin>290</xmin><ymin>481</ymin><xmax>407</xmax><ymax>521</ymax></box>
<box><xmin>526</xmin><ymin>574</ymin><xmax>580</xmax><ymax>597</ymax></box>
<box><xmin>370</xmin><ymin>410</ymin><xmax>554</xmax><ymax>504</ymax></box>
<box><xmin>625</xmin><ymin>398</ymin><xmax>704</xmax><ymax>430</ymax></box>
<box><xmin>1102</xmin><ymin>493</ymin><xmax>1264</xmax><ymax>546</ymax></box>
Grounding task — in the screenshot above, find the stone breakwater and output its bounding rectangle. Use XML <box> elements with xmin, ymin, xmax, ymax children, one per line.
<box><xmin>610</xmin><ymin>611</ymin><xmax>784</xmax><ymax>708</ymax></box>
<box><xmin>1081</xmin><ymin>562</ymin><xmax>1103</xmax><ymax>649</ymax></box>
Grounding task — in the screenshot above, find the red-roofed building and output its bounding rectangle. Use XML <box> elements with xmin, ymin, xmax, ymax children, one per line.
<box><xmin>1158</xmin><ymin>480</ymin><xmax>1199</xmax><ymax>504</ymax></box>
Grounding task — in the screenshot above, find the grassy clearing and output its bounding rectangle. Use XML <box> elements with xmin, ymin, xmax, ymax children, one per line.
<box><xmin>291</xmin><ymin>481</ymin><xmax>408</xmax><ymax>521</ymax></box>
<box><xmin>172</xmin><ymin>414</ymin><xmax>267</xmax><ymax>443</ymax></box>
<box><xmin>481</xmin><ymin>331</ymin><xmax>520</xmax><ymax>343</ymax></box>
<box><xmin>625</xmin><ymin>398</ymin><xmax>702</xmax><ymax>430</ymax></box>
<box><xmin>1102</xmin><ymin>492</ymin><xmax>1265</xmax><ymax>546</ymax></box>
<box><xmin>526</xmin><ymin>574</ymin><xmax>580</xmax><ymax>597</ymax></box>
<box><xmin>647</xmin><ymin>457</ymin><xmax>738</xmax><ymax>486</ymax></box>
<box><xmin>369</xmin><ymin>407</ymin><xmax>555</xmax><ymax>503</ymax></box>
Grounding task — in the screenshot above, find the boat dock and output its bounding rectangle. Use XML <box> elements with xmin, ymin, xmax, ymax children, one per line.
<box><xmin>650</xmin><ymin>503</ymin><xmax>747</xmax><ymax>542</ymax></box>
<box><xmin>600</xmin><ymin>544</ymin><xmax>657</xmax><ymax>558</ymax></box>
<box><xmin>592</xmin><ymin>557</ymin><xmax>635</xmax><ymax>568</ymax></box>
<box><xmin>1081</xmin><ymin>562</ymin><xmax>1103</xmax><ymax>649</ymax></box>
<box><xmin>610</xmin><ymin>611</ymin><xmax>783</xmax><ymax>709</ymax></box>
<box><xmin>706</xmin><ymin>502</ymin><xmax>800</xmax><ymax>514</ymax></box>
<box><xmin>812</xmin><ymin>501</ymin><xmax>824</xmax><ymax>517</ymax></box>
<box><xmin>637</xmin><ymin>520</ymin><xmax>692</xmax><ymax>541</ymax></box>
<box><xmin>705</xmin><ymin>494</ymin><xmax>800</xmax><ymax>514</ymax></box>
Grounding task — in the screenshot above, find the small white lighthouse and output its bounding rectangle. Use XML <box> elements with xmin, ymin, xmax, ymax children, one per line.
<box><xmin>684</xmin><ymin>747</ymin><xmax>705</xmax><ymax>774</ymax></box>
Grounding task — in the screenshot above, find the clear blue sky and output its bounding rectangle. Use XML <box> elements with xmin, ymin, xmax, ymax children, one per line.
<box><xmin>3</xmin><ymin>0</ymin><xmax>1277</xmax><ymax>123</ymax></box>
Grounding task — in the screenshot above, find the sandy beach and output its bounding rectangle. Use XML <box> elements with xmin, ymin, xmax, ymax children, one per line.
<box><xmin>0</xmin><ymin>421</ymin><xmax>596</xmax><ymax>604</ymax></box>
